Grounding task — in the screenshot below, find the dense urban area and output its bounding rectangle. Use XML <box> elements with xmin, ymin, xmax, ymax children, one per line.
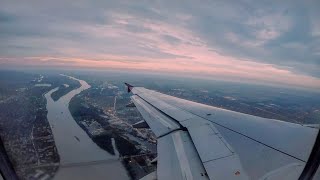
<box><xmin>0</xmin><ymin>70</ymin><xmax>320</xmax><ymax>180</ymax></box>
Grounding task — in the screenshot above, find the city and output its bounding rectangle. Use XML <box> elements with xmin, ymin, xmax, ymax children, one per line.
<box><xmin>0</xmin><ymin>70</ymin><xmax>319</xmax><ymax>179</ymax></box>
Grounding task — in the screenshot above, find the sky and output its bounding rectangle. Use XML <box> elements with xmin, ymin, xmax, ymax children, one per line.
<box><xmin>0</xmin><ymin>0</ymin><xmax>319</xmax><ymax>89</ymax></box>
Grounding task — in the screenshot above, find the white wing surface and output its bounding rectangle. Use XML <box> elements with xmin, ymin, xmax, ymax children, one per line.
<box><xmin>127</xmin><ymin>85</ymin><xmax>318</xmax><ymax>180</ymax></box>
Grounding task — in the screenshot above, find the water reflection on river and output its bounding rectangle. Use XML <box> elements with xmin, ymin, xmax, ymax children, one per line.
<box><xmin>44</xmin><ymin>75</ymin><xmax>129</xmax><ymax>180</ymax></box>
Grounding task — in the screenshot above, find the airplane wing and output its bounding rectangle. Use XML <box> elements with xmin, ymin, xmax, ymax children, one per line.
<box><xmin>125</xmin><ymin>84</ymin><xmax>319</xmax><ymax>180</ymax></box>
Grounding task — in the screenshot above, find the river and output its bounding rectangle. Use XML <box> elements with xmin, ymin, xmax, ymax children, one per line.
<box><xmin>44</xmin><ymin>75</ymin><xmax>129</xmax><ymax>180</ymax></box>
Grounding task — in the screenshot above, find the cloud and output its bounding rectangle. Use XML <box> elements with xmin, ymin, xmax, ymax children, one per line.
<box><xmin>0</xmin><ymin>0</ymin><xmax>319</xmax><ymax>89</ymax></box>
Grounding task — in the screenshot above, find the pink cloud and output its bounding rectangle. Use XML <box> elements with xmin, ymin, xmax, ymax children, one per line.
<box><xmin>1</xmin><ymin>12</ymin><xmax>319</xmax><ymax>90</ymax></box>
<box><xmin>2</xmin><ymin>55</ymin><xmax>320</xmax><ymax>90</ymax></box>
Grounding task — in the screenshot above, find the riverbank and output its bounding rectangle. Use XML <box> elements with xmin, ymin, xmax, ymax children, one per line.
<box><xmin>44</xmin><ymin>75</ymin><xmax>129</xmax><ymax>180</ymax></box>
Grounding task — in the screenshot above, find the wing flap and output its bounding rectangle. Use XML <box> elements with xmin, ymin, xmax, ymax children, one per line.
<box><xmin>131</xmin><ymin>95</ymin><xmax>180</xmax><ymax>137</ymax></box>
<box><xmin>203</xmin><ymin>154</ymin><xmax>249</xmax><ymax>180</ymax></box>
<box><xmin>157</xmin><ymin>131</ymin><xmax>208</xmax><ymax>180</ymax></box>
<box><xmin>131</xmin><ymin>87</ymin><xmax>318</xmax><ymax>162</ymax></box>
<box><xmin>187</xmin><ymin>123</ymin><xmax>233</xmax><ymax>162</ymax></box>
<box><xmin>129</xmin><ymin>85</ymin><xmax>318</xmax><ymax>180</ymax></box>
<box><xmin>131</xmin><ymin>91</ymin><xmax>250</xmax><ymax>180</ymax></box>
<box><xmin>181</xmin><ymin>117</ymin><xmax>249</xmax><ymax>180</ymax></box>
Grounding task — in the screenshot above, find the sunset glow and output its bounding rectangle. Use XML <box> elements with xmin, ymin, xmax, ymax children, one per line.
<box><xmin>1</xmin><ymin>0</ymin><xmax>319</xmax><ymax>89</ymax></box>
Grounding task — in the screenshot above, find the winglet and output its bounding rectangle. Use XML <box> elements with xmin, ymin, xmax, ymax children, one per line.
<box><xmin>124</xmin><ymin>83</ymin><xmax>134</xmax><ymax>93</ymax></box>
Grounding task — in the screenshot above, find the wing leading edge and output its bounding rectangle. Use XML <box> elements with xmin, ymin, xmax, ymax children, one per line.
<box><xmin>126</xmin><ymin>84</ymin><xmax>318</xmax><ymax>180</ymax></box>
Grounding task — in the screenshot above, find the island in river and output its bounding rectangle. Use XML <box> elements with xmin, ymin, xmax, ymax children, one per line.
<box><xmin>1</xmin><ymin>70</ymin><xmax>319</xmax><ymax>180</ymax></box>
<box><xmin>44</xmin><ymin>75</ymin><xmax>129</xmax><ymax>180</ymax></box>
